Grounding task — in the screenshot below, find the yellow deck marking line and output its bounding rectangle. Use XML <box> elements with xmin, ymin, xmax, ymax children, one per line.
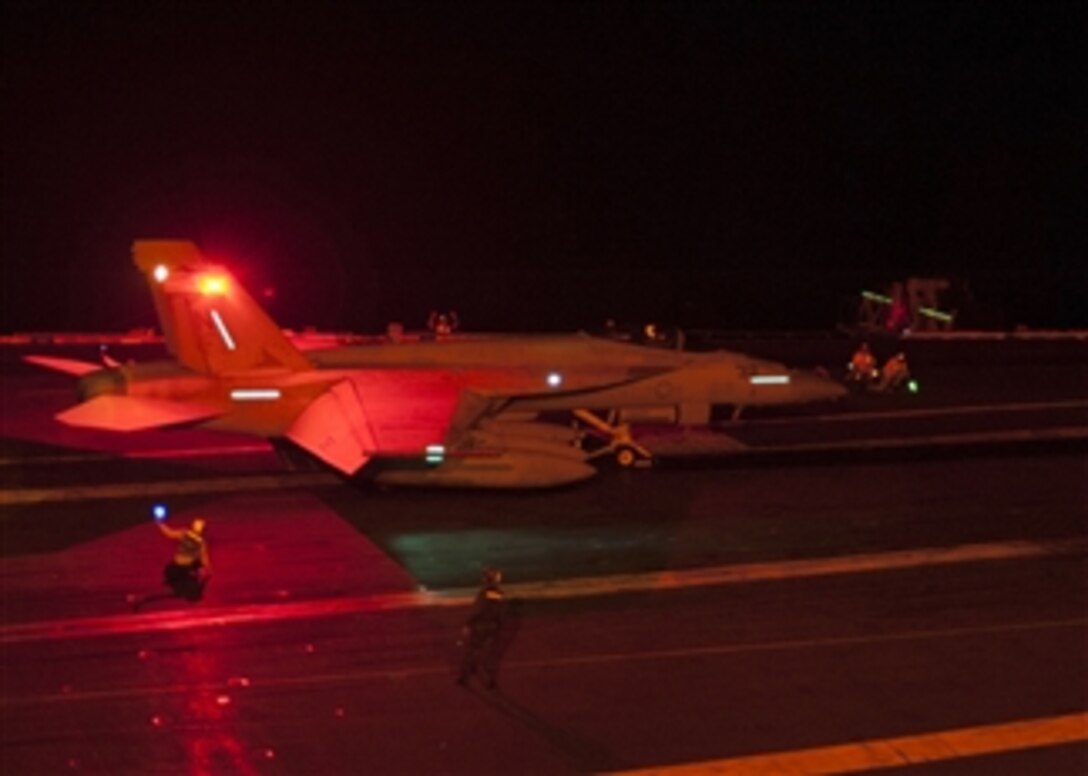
<box><xmin>3</xmin><ymin>617</ymin><xmax>1084</xmax><ymax>708</ymax></box>
<box><xmin>0</xmin><ymin>538</ymin><xmax>1083</xmax><ymax>645</ymax></box>
<box><xmin>606</xmin><ymin>711</ymin><xmax>1088</xmax><ymax>775</ymax></box>
<box><xmin>0</xmin><ymin>471</ymin><xmax>339</xmax><ymax>506</ymax></box>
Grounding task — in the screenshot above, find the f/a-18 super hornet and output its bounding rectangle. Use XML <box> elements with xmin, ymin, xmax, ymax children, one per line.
<box><xmin>27</xmin><ymin>241</ymin><xmax>845</xmax><ymax>488</ymax></box>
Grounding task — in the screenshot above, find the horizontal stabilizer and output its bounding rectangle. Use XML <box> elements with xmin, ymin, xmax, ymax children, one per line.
<box><xmin>24</xmin><ymin>355</ymin><xmax>103</xmax><ymax>376</ymax></box>
<box><xmin>56</xmin><ymin>396</ymin><xmax>221</xmax><ymax>431</ymax></box>
<box><xmin>285</xmin><ymin>380</ymin><xmax>378</xmax><ymax>475</ymax></box>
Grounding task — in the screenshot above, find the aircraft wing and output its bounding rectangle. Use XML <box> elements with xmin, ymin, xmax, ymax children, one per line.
<box><xmin>443</xmin><ymin>389</ymin><xmax>509</xmax><ymax>445</ymax></box>
<box><xmin>24</xmin><ymin>355</ymin><xmax>104</xmax><ymax>376</ymax></box>
<box><xmin>285</xmin><ymin>379</ymin><xmax>379</xmax><ymax>474</ymax></box>
<box><xmin>284</xmin><ymin>370</ymin><xmax>536</xmax><ymax>475</ymax></box>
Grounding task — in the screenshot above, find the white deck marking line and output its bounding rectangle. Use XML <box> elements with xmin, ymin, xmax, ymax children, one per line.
<box><xmin>739</xmin><ymin>425</ymin><xmax>1088</xmax><ymax>455</ymax></box>
<box><xmin>505</xmin><ymin>538</ymin><xmax>1088</xmax><ymax>601</ymax></box>
<box><xmin>528</xmin><ymin>618</ymin><xmax>1088</xmax><ymax>670</ymax></box>
<box><xmin>3</xmin><ymin>401</ymin><xmax>1084</xmax><ymax>467</ymax></box>
<box><xmin>605</xmin><ymin>711</ymin><xmax>1088</xmax><ymax>775</ymax></box>
<box><xmin>0</xmin><ymin>452</ymin><xmax>112</xmax><ymax>466</ymax></box>
<box><xmin>5</xmin><ymin>423</ymin><xmax>1087</xmax><ymax>506</ymax></box>
<box><xmin>0</xmin><ymin>444</ymin><xmax>273</xmax><ymax>467</ymax></box>
<box><xmin>0</xmin><ymin>472</ymin><xmax>340</xmax><ymax>506</ymax></box>
<box><xmin>3</xmin><ymin>618</ymin><xmax>1085</xmax><ymax>708</ymax></box>
<box><xmin>724</xmin><ymin>399</ymin><xmax>1088</xmax><ymax>427</ymax></box>
<box><xmin>124</xmin><ymin>443</ymin><xmax>273</xmax><ymax>459</ymax></box>
<box><xmin>1</xmin><ymin>538</ymin><xmax>1082</xmax><ymax>645</ymax></box>
<box><xmin>3</xmin><ymin>425</ymin><xmax>1079</xmax><ymax>471</ymax></box>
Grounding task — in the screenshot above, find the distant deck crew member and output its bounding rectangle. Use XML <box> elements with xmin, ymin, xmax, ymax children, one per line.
<box><xmin>877</xmin><ymin>352</ymin><xmax>910</xmax><ymax>392</ymax></box>
<box><xmin>643</xmin><ymin>322</ymin><xmax>670</xmax><ymax>346</ymax></box>
<box><xmin>457</xmin><ymin>567</ymin><xmax>506</xmax><ymax>689</ymax></box>
<box><xmin>158</xmin><ymin>517</ymin><xmax>212</xmax><ymax>600</ymax></box>
<box><xmin>849</xmin><ymin>342</ymin><xmax>877</xmax><ymax>381</ymax></box>
<box><xmin>886</xmin><ymin>282</ymin><xmax>910</xmax><ymax>332</ymax></box>
<box><xmin>428</xmin><ymin>309</ymin><xmax>459</xmax><ymax>336</ymax></box>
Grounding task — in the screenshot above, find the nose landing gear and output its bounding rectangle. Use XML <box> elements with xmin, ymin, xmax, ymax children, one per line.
<box><xmin>572</xmin><ymin>409</ymin><xmax>654</xmax><ymax>467</ymax></box>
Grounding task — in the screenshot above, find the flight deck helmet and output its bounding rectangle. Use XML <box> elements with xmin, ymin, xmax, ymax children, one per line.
<box><xmin>482</xmin><ymin>567</ymin><xmax>503</xmax><ymax>586</ymax></box>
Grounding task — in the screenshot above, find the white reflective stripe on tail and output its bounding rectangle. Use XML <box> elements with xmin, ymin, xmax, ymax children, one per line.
<box><xmin>209</xmin><ymin>309</ymin><xmax>236</xmax><ymax>351</ymax></box>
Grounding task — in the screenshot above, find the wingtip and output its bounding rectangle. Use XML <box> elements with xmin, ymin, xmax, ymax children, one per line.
<box><xmin>23</xmin><ymin>354</ymin><xmax>102</xmax><ymax>377</ymax></box>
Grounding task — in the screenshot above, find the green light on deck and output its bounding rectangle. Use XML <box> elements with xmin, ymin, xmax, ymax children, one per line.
<box><xmin>908</xmin><ymin>379</ymin><xmax>919</xmax><ymax>394</ymax></box>
<box><xmin>918</xmin><ymin>306</ymin><xmax>953</xmax><ymax>322</ymax></box>
<box><xmin>862</xmin><ymin>291</ymin><xmax>953</xmax><ymax>323</ymax></box>
<box><xmin>861</xmin><ymin>290</ymin><xmax>892</xmax><ymax>305</ymax></box>
<box><xmin>425</xmin><ymin>444</ymin><xmax>445</xmax><ymax>464</ymax></box>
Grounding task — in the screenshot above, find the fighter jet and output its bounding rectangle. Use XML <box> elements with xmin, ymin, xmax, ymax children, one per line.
<box><xmin>28</xmin><ymin>241</ymin><xmax>845</xmax><ymax>488</ymax></box>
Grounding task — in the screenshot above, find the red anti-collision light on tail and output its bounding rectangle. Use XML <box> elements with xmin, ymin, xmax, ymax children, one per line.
<box><xmin>198</xmin><ymin>274</ymin><xmax>229</xmax><ymax>296</ymax></box>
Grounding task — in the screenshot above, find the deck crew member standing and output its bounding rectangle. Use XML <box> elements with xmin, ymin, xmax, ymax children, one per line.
<box><xmin>457</xmin><ymin>567</ymin><xmax>507</xmax><ymax>689</ymax></box>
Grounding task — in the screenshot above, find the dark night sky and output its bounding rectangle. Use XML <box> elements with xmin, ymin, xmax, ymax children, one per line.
<box><xmin>3</xmin><ymin>1</ymin><xmax>1085</xmax><ymax>333</ymax></box>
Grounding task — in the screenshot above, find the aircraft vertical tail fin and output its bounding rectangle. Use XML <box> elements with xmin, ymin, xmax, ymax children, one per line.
<box><xmin>132</xmin><ymin>240</ymin><xmax>312</xmax><ymax>375</ymax></box>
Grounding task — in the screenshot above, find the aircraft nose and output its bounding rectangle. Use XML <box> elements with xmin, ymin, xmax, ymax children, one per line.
<box><xmin>789</xmin><ymin>368</ymin><xmax>848</xmax><ymax>402</ymax></box>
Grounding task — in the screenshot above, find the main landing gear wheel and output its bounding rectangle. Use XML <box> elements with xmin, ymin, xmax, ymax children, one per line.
<box><xmin>615</xmin><ymin>446</ymin><xmax>639</xmax><ymax>468</ymax></box>
<box><xmin>572</xmin><ymin>409</ymin><xmax>654</xmax><ymax>467</ymax></box>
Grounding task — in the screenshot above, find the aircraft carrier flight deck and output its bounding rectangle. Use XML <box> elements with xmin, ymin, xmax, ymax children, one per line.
<box><xmin>1</xmin><ymin>332</ymin><xmax>1085</xmax><ymax>774</ymax></box>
